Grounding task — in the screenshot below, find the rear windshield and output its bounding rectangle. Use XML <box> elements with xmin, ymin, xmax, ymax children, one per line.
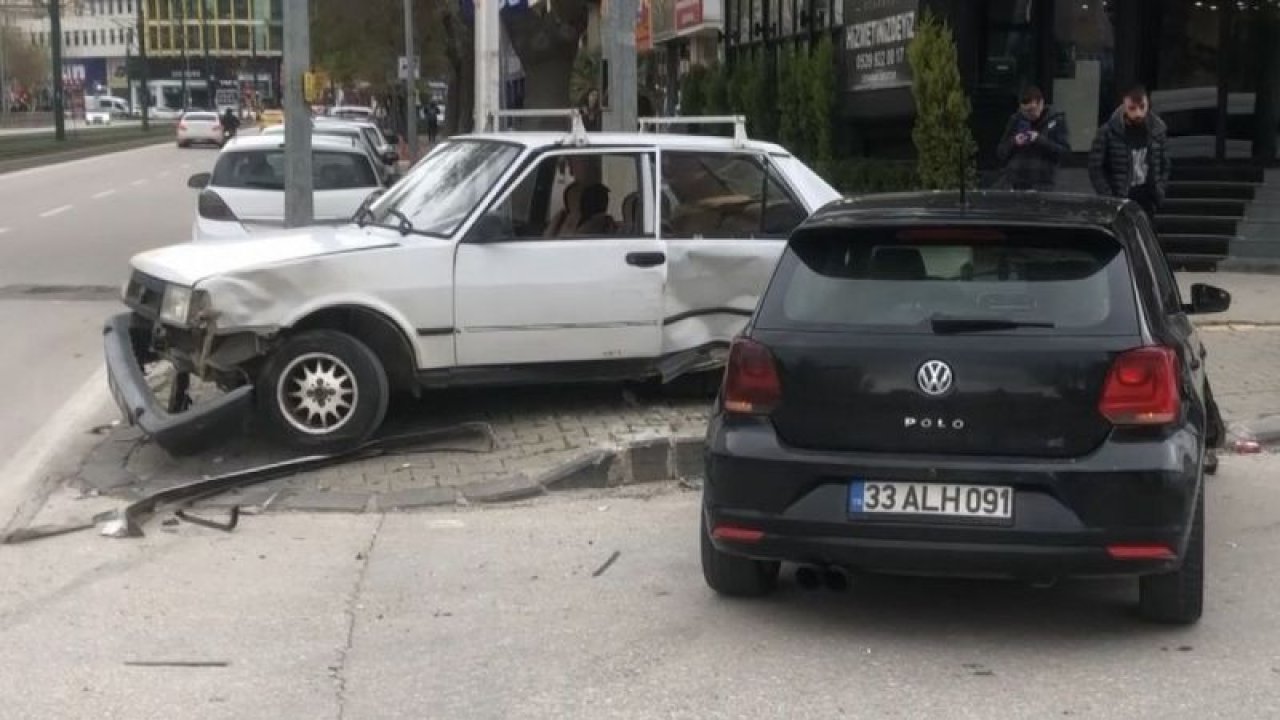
<box><xmin>757</xmin><ymin>226</ymin><xmax>1139</xmax><ymax>336</ymax></box>
<box><xmin>211</xmin><ymin>150</ymin><xmax>377</xmax><ymax>190</ymax></box>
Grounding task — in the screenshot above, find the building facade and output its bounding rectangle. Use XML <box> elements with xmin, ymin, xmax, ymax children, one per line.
<box><xmin>14</xmin><ymin>0</ymin><xmax>140</xmax><ymax>100</ymax></box>
<box><xmin>725</xmin><ymin>0</ymin><xmax>1280</xmax><ymax>168</ymax></box>
<box><xmin>142</xmin><ymin>0</ymin><xmax>283</xmax><ymax>110</ymax></box>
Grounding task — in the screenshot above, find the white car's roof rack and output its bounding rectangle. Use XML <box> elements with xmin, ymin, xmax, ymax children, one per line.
<box><xmin>490</xmin><ymin>109</ymin><xmax>588</xmax><ymax>146</ymax></box>
<box><xmin>638</xmin><ymin>115</ymin><xmax>749</xmax><ymax>147</ymax></box>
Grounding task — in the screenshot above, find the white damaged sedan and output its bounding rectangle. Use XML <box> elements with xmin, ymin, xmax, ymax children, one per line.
<box><xmin>104</xmin><ymin>121</ymin><xmax>840</xmax><ymax>453</ymax></box>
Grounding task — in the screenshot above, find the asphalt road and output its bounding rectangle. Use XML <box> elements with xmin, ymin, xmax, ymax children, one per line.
<box><xmin>0</xmin><ymin>144</ymin><xmax>216</xmax><ymax>529</ymax></box>
<box><xmin>0</xmin><ymin>455</ymin><xmax>1276</xmax><ymax>719</ymax></box>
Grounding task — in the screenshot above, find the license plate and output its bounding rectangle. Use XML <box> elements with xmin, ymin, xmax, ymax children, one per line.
<box><xmin>849</xmin><ymin>481</ymin><xmax>1013</xmax><ymax>520</ymax></box>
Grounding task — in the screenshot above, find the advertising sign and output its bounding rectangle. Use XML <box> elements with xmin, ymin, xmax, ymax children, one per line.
<box><xmin>674</xmin><ymin>0</ymin><xmax>703</xmax><ymax>31</ymax></box>
<box><xmin>843</xmin><ymin>0</ymin><xmax>917</xmax><ymax>92</ymax></box>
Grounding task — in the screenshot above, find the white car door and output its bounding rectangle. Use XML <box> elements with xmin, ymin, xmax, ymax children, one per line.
<box><xmin>657</xmin><ymin>149</ymin><xmax>822</xmax><ymax>366</ymax></box>
<box><xmin>454</xmin><ymin>149</ymin><xmax>666</xmax><ymax>367</ymax></box>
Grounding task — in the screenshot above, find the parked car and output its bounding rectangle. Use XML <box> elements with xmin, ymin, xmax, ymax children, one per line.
<box><xmin>185</xmin><ymin>134</ymin><xmax>385</xmax><ymax>242</ymax></box>
<box><xmin>260</xmin><ymin>122</ymin><xmax>396</xmax><ymax>185</ymax></box>
<box><xmin>104</xmin><ymin>120</ymin><xmax>839</xmax><ymax>454</ymax></box>
<box><xmin>176</xmin><ymin>111</ymin><xmax>225</xmax><ymax>148</ymax></box>
<box><xmin>315</xmin><ymin>117</ymin><xmax>399</xmax><ymax>175</ymax></box>
<box><xmin>256</xmin><ymin>108</ymin><xmax>285</xmax><ymax>129</ymax></box>
<box><xmin>699</xmin><ymin>191</ymin><xmax>1230</xmax><ymax>625</ymax></box>
<box><xmin>328</xmin><ymin>105</ymin><xmax>375</xmax><ymax>122</ymax></box>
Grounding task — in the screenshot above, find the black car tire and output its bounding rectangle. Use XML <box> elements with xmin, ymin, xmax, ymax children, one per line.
<box><xmin>700</xmin><ymin>511</ymin><xmax>780</xmax><ymax>597</ymax></box>
<box><xmin>1138</xmin><ymin>481</ymin><xmax>1205</xmax><ymax>625</ymax></box>
<box><xmin>257</xmin><ymin>330</ymin><xmax>389</xmax><ymax>452</ymax></box>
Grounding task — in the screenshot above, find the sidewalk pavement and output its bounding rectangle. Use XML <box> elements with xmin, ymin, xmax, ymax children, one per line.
<box><xmin>52</xmin><ymin>272</ymin><xmax>1280</xmax><ymax>518</ymax></box>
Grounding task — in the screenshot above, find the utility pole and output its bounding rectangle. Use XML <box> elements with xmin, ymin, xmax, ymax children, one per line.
<box><xmin>472</xmin><ymin>0</ymin><xmax>498</xmax><ymax>131</ymax></box>
<box><xmin>1</xmin><ymin>12</ymin><xmax>9</xmax><ymax>125</ymax></box>
<box><xmin>180</xmin><ymin>0</ymin><xmax>189</xmax><ymax>108</ymax></box>
<box><xmin>200</xmin><ymin>0</ymin><xmax>211</xmax><ymax>107</ymax></box>
<box><xmin>604</xmin><ymin>0</ymin><xmax>638</xmax><ymax>131</ymax></box>
<box><xmin>403</xmin><ymin>0</ymin><xmax>417</xmax><ymax>160</ymax></box>
<box><xmin>282</xmin><ymin>0</ymin><xmax>312</xmax><ymax>227</ymax></box>
<box><xmin>136</xmin><ymin>0</ymin><xmax>149</xmax><ymax>130</ymax></box>
<box><xmin>50</xmin><ymin>0</ymin><xmax>65</xmax><ymax>140</ymax></box>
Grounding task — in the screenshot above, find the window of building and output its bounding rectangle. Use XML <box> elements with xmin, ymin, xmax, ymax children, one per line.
<box><xmin>660</xmin><ymin>152</ymin><xmax>806</xmax><ymax>239</ymax></box>
<box><xmin>218</xmin><ymin>25</ymin><xmax>232</xmax><ymax>51</ymax></box>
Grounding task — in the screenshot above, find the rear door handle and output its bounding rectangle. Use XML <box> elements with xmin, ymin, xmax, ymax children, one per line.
<box><xmin>626</xmin><ymin>252</ymin><xmax>666</xmax><ymax>268</ymax></box>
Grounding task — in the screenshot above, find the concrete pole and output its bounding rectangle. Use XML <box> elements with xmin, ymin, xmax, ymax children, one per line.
<box><xmin>473</xmin><ymin>0</ymin><xmax>498</xmax><ymax>131</ymax></box>
<box><xmin>137</xmin><ymin>0</ymin><xmax>149</xmax><ymax>130</ymax></box>
<box><xmin>50</xmin><ymin>0</ymin><xmax>65</xmax><ymax>140</ymax></box>
<box><xmin>403</xmin><ymin>0</ymin><xmax>418</xmax><ymax>160</ymax></box>
<box><xmin>605</xmin><ymin>0</ymin><xmax>638</xmax><ymax>131</ymax></box>
<box><xmin>180</xmin><ymin>0</ymin><xmax>189</xmax><ymax>108</ymax></box>
<box><xmin>282</xmin><ymin>0</ymin><xmax>312</xmax><ymax>227</ymax></box>
<box><xmin>1</xmin><ymin>14</ymin><xmax>9</xmax><ymax>124</ymax></box>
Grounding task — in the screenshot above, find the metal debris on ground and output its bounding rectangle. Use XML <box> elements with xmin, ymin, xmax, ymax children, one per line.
<box><xmin>176</xmin><ymin>507</ymin><xmax>240</xmax><ymax>532</ymax></box>
<box><xmin>591</xmin><ymin>550</ymin><xmax>622</xmax><ymax>578</ymax></box>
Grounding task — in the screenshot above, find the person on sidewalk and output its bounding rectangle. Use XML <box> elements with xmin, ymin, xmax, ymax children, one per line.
<box><xmin>1089</xmin><ymin>85</ymin><xmax>1171</xmax><ymax>218</ymax></box>
<box><xmin>426</xmin><ymin>102</ymin><xmax>440</xmax><ymax>145</ymax></box>
<box><xmin>579</xmin><ymin>89</ymin><xmax>603</xmax><ymax>132</ymax></box>
<box><xmin>996</xmin><ymin>86</ymin><xmax>1071</xmax><ymax>191</ymax></box>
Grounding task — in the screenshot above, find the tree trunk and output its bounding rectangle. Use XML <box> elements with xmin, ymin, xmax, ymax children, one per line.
<box><xmin>502</xmin><ymin>3</ymin><xmax>587</xmax><ymax>129</ymax></box>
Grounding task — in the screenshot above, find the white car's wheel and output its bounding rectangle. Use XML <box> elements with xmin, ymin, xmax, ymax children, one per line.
<box><xmin>257</xmin><ymin>330</ymin><xmax>389</xmax><ymax>452</ymax></box>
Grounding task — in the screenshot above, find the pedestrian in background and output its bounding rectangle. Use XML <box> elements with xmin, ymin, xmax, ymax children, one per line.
<box><xmin>427</xmin><ymin>101</ymin><xmax>440</xmax><ymax>145</ymax></box>
<box><xmin>580</xmin><ymin>89</ymin><xmax>603</xmax><ymax>132</ymax></box>
<box><xmin>996</xmin><ymin>86</ymin><xmax>1070</xmax><ymax>191</ymax></box>
<box><xmin>1089</xmin><ymin>85</ymin><xmax>1171</xmax><ymax>219</ymax></box>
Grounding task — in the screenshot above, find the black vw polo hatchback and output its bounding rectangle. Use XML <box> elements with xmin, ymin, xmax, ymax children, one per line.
<box><xmin>701</xmin><ymin>192</ymin><xmax>1230</xmax><ymax>624</ymax></box>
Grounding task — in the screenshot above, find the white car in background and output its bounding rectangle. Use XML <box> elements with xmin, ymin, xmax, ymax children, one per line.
<box><xmin>176</xmin><ymin>111</ymin><xmax>225</xmax><ymax>148</ymax></box>
<box><xmin>328</xmin><ymin>105</ymin><xmax>375</xmax><ymax>122</ymax></box>
<box><xmin>260</xmin><ymin>121</ymin><xmax>397</xmax><ymax>185</ymax></box>
<box><xmin>109</xmin><ymin>116</ymin><xmax>840</xmax><ymax>453</ymax></box>
<box><xmin>185</xmin><ymin>134</ymin><xmax>384</xmax><ymax>241</ymax></box>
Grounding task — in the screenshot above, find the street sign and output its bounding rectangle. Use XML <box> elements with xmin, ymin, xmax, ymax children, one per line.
<box><xmin>397</xmin><ymin>55</ymin><xmax>420</xmax><ymax>81</ymax></box>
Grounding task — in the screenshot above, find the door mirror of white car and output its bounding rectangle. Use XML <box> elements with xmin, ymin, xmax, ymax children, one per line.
<box><xmin>1185</xmin><ymin>283</ymin><xmax>1231</xmax><ymax>315</ymax></box>
<box><xmin>383</xmin><ymin>131</ymin><xmax>399</xmax><ymax>145</ymax></box>
<box><xmin>187</xmin><ymin>172</ymin><xmax>212</xmax><ymax>189</ymax></box>
<box><xmin>382</xmin><ymin>150</ymin><xmax>400</xmax><ymax>165</ymax></box>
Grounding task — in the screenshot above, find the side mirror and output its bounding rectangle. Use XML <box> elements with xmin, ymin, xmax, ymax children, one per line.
<box><xmin>383</xmin><ymin>131</ymin><xmax>399</xmax><ymax>145</ymax></box>
<box><xmin>187</xmin><ymin>172</ymin><xmax>211</xmax><ymax>189</ymax></box>
<box><xmin>465</xmin><ymin>212</ymin><xmax>513</xmax><ymax>244</ymax></box>
<box><xmin>382</xmin><ymin>150</ymin><xmax>400</xmax><ymax>165</ymax></box>
<box><xmin>1185</xmin><ymin>283</ymin><xmax>1231</xmax><ymax>315</ymax></box>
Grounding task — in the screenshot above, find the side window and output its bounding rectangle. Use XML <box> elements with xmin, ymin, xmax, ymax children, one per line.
<box><xmin>489</xmin><ymin>152</ymin><xmax>649</xmax><ymax>240</ymax></box>
<box><xmin>661</xmin><ymin>152</ymin><xmax>806</xmax><ymax>239</ymax></box>
<box><xmin>1130</xmin><ymin>208</ymin><xmax>1182</xmax><ymax>312</ymax></box>
<box><xmin>314</xmin><ymin>152</ymin><xmax>378</xmax><ymax>190</ymax></box>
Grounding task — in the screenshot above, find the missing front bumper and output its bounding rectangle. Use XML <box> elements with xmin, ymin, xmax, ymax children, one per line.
<box><xmin>103</xmin><ymin>313</ymin><xmax>253</xmax><ymax>455</ymax></box>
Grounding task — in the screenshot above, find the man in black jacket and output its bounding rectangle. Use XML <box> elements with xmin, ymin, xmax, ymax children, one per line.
<box><xmin>1089</xmin><ymin>85</ymin><xmax>1170</xmax><ymax>218</ymax></box>
<box><xmin>997</xmin><ymin>86</ymin><xmax>1071</xmax><ymax>190</ymax></box>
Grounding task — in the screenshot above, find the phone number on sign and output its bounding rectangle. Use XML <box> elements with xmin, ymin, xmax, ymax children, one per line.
<box><xmin>855</xmin><ymin>46</ymin><xmax>906</xmax><ymax>71</ymax></box>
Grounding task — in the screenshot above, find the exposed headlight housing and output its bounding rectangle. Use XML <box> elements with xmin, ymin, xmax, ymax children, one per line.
<box><xmin>159</xmin><ymin>285</ymin><xmax>193</xmax><ymax>325</ymax></box>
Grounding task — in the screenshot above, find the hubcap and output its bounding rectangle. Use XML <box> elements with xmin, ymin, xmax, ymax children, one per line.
<box><xmin>276</xmin><ymin>352</ymin><xmax>359</xmax><ymax>435</ymax></box>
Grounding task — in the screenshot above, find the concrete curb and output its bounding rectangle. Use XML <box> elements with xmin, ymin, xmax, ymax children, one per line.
<box><xmin>1227</xmin><ymin>415</ymin><xmax>1280</xmax><ymax>453</ymax></box>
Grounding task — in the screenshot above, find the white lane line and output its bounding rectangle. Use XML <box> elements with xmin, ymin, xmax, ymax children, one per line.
<box><xmin>0</xmin><ymin>228</ymin><xmax>9</xmax><ymax>235</ymax></box>
<box><xmin>92</xmin><ymin>189</ymin><xmax>117</xmax><ymax>200</ymax></box>
<box><xmin>130</xmin><ymin>178</ymin><xmax>148</xmax><ymax>186</ymax></box>
<box><xmin>39</xmin><ymin>205</ymin><xmax>72</xmax><ymax>218</ymax></box>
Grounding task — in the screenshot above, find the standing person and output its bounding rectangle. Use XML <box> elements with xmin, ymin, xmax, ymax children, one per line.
<box><xmin>580</xmin><ymin>89</ymin><xmax>603</xmax><ymax>132</ymax></box>
<box><xmin>1089</xmin><ymin>85</ymin><xmax>1171</xmax><ymax>218</ymax></box>
<box><xmin>996</xmin><ymin>86</ymin><xmax>1070</xmax><ymax>191</ymax></box>
<box><xmin>426</xmin><ymin>101</ymin><xmax>440</xmax><ymax>145</ymax></box>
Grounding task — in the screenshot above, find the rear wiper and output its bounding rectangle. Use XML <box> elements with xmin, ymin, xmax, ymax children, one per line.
<box><xmin>929</xmin><ymin>314</ymin><xmax>1055</xmax><ymax>334</ymax></box>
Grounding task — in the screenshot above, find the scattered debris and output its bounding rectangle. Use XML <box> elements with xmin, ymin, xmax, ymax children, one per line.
<box><xmin>592</xmin><ymin>550</ymin><xmax>621</xmax><ymax>578</ymax></box>
<box><xmin>161</xmin><ymin>517</ymin><xmax>180</xmax><ymax>527</ymax></box>
<box><xmin>1177</xmin><ymin>645</ymin><xmax>1193</xmax><ymax>652</ymax></box>
<box><xmin>176</xmin><ymin>507</ymin><xmax>240</xmax><ymax>532</ymax></box>
<box><xmin>123</xmin><ymin>660</ymin><xmax>230</xmax><ymax>668</ymax></box>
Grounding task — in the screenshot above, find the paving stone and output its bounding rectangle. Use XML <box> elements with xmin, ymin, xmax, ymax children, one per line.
<box><xmin>374</xmin><ymin>487</ymin><xmax>458</xmax><ymax>511</ymax></box>
<box><xmin>462</xmin><ymin>474</ymin><xmax>546</xmax><ymax>503</ymax></box>
<box><xmin>278</xmin><ymin>491</ymin><xmax>372</xmax><ymax>513</ymax></box>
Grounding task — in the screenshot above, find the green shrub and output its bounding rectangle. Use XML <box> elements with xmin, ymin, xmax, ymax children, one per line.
<box><xmin>819</xmin><ymin>158</ymin><xmax>920</xmax><ymax>195</ymax></box>
<box><xmin>906</xmin><ymin>9</ymin><xmax>977</xmax><ymax>191</ymax></box>
<box><xmin>680</xmin><ymin>64</ymin><xmax>709</xmax><ymax>116</ymax></box>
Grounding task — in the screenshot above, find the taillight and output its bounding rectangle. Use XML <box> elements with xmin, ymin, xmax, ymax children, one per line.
<box><xmin>198</xmin><ymin>190</ymin><xmax>238</xmax><ymax>221</ymax></box>
<box><xmin>722</xmin><ymin>338</ymin><xmax>781</xmax><ymax>415</ymax></box>
<box><xmin>1099</xmin><ymin>347</ymin><xmax>1180</xmax><ymax>426</ymax></box>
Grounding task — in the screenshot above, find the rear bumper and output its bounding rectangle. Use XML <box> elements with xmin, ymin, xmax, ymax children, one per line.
<box><xmin>103</xmin><ymin>313</ymin><xmax>252</xmax><ymax>455</ymax></box>
<box><xmin>705</xmin><ymin>417</ymin><xmax>1203</xmax><ymax>578</ymax></box>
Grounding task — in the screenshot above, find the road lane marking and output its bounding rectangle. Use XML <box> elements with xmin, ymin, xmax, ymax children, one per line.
<box><xmin>0</xmin><ymin>228</ymin><xmax>9</xmax><ymax>235</ymax></box>
<box><xmin>0</xmin><ymin>142</ymin><xmax>170</xmax><ymax>183</ymax></box>
<box><xmin>0</xmin><ymin>367</ymin><xmax>111</xmax><ymax>538</ymax></box>
<box><xmin>39</xmin><ymin>205</ymin><xmax>72</xmax><ymax>218</ymax></box>
<box><xmin>130</xmin><ymin>179</ymin><xmax>148</xmax><ymax>186</ymax></box>
<box><xmin>92</xmin><ymin>189</ymin><xmax>116</xmax><ymax>200</ymax></box>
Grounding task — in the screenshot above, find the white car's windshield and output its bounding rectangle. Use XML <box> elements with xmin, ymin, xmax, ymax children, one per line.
<box><xmin>368</xmin><ymin>140</ymin><xmax>521</xmax><ymax>237</ymax></box>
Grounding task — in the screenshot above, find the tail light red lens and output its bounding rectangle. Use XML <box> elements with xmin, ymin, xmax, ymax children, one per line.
<box><xmin>1099</xmin><ymin>347</ymin><xmax>1180</xmax><ymax>426</ymax></box>
<box><xmin>197</xmin><ymin>190</ymin><xmax>238</xmax><ymax>221</ymax></box>
<box><xmin>723</xmin><ymin>338</ymin><xmax>781</xmax><ymax>415</ymax></box>
<box><xmin>1107</xmin><ymin>544</ymin><xmax>1175</xmax><ymax>561</ymax></box>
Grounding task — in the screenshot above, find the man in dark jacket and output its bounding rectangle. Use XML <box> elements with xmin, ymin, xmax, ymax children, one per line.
<box><xmin>1089</xmin><ymin>85</ymin><xmax>1170</xmax><ymax>217</ymax></box>
<box><xmin>997</xmin><ymin>86</ymin><xmax>1071</xmax><ymax>190</ymax></box>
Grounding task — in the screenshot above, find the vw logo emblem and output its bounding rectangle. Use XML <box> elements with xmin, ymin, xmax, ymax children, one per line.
<box><xmin>917</xmin><ymin>360</ymin><xmax>954</xmax><ymax>397</ymax></box>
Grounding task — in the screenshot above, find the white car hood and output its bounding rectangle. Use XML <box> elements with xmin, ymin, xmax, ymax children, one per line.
<box><xmin>131</xmin><ymin>226</ymin><xmax>399</xmax><ymax>286</ymax></box>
